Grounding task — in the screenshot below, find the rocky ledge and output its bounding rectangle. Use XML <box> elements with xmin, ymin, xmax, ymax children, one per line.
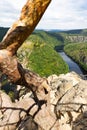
<box><xmin>48</xmin><ymin>71</ymin><xmax>87</xmax><ymax>130</ymax></box>
<box><xmin>0</xmin><ymin>71</ymin><xmax>87</xmax><ymax>130</ymax></box>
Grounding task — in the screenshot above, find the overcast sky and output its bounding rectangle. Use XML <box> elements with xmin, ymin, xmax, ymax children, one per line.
<box><xmin>0</xmin><ymin>0</ymin><xmax>87</xmax><ymax>30</ymax></box>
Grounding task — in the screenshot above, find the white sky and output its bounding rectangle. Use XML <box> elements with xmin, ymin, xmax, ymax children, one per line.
<box><xmin>0</xmin><ymin>0</ymin><xmax>87</xmax><ymax>30</ymax></box>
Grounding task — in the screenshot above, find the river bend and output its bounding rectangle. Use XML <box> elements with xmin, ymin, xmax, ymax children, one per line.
<box><xmin>59</xmin><ymin>52</ymin><xmax>83</xmax><ymax>75</ymax></box>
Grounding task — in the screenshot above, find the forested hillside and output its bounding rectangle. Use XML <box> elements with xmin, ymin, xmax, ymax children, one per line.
<box><xmin>18</xmin><ymin>30</ymin><xmax>69</xmax><ymax>77</ymax></box>
<box><xmin>48</xmin><ymin>29</ymin><xmax>87</xmax><ymax>44</ymax></box>
<box><xmin>48</xmin><ymin>29</ymin><xmax>87</xmax><ymax>73</ymax></box>
<box><xmin>64</xmin><ymin>43</ymin><xmax>87</xmax><ymax>72</ymax></box>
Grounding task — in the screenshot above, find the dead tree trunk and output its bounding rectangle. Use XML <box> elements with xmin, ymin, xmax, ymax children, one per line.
<box><xmin>0</xmin><ymin>0</ymin><xmax>51</xmax><ymax>92</ymax></box>
<box><xmin>0</xmin><ymin>0</ymin><xmax>58</xmax><ymax>129</ymax></box>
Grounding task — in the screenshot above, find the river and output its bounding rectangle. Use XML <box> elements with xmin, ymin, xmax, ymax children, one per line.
<box><xmin>59</xmin><ymin>51</ymin><xmax>83</xmax><ymax>75</ymax></box>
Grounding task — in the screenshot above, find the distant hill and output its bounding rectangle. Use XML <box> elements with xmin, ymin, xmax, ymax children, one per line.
<box><xmin>44</xmin><ymin>29</ymin><xmax>63</xmax><ymax>32</ymax></box>
<box><xmin>1</xmin><ymin>26</ymin><xmax>87</xmax><ymax>45</ymax></box>
<box><xmin>1</xmin><ymin>26</ymin><xmax>87</xmax><ymax>48</ymax></box>
<box><xmin>1</xmin><ymin>27</ymin><xmax>87</xmax><ymax>41</ymax></box>
<box><xmin>62</xmin><ymin>29</ymin><xmax>87</xmax><ymax>35</ymax></box>
<box><xmin>0</xmin><ymin>27</ymin><xmax>9</xmax><ymax>41</ymax></box>
<box><xmin>47</xmin><ymin>28</ymin><xmax>87</xmax><ymax>44</ymax></box>
<box><xmin>48</xmin><ymin>28</ymin><xmax>87</xmax><ymax>35</ymax></box>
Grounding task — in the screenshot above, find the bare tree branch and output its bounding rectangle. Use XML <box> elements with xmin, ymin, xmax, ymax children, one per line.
<box><xmin>0</xmin><ymin>0</ymin><xmax>51</xmax><ymax>93</ymax></box>
<box><xmin>0</xmin><ymin>0</ymin><xmax>51</xmax><ymax>55</ymax></box>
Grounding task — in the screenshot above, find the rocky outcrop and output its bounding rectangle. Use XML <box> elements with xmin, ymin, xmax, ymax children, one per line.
<box><xmin>66</xmin><ymin>35</ymin><xmax>87</xmax><ymax>43</ymax></box>
<box><xmin>48</xmin><ymin>72</ymin><xmax>87</xmax><ymax>130</ymax></box>
<box><xmin>0</xmin><ymin>72</ymin><xmax>87</xmax><ymax>130</ymax></box>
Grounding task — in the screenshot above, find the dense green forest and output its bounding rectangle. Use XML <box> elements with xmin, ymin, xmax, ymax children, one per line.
<box><xmin>18</xmin><ymin>30</ymin><xmax>69</xmax><ymax>77</ymax></box>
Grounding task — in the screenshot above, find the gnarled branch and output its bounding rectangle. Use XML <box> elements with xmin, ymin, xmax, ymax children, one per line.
<box><xmin>0</xmin><ymin>0</ymin><xmax>51</xmax><ymax>93</ymax></box>
<box><xmin>0</xmin><ymin>0</ymin><xmax>51</xmax><ymax>55</ymax></box>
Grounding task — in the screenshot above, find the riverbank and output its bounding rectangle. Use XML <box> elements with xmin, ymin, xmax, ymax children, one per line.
<box><xmin>64</xmin><ymin>43</ymin><xmax>87</xmax><ymax>75</ymax></box>
<box><xmin>58</xmin><ymin>51</ymin><xmax>83</xmax><ymax>75</ymax></box>
<box><xmin>58</xmin><ymin>51</ymin><xmax>87</xmax><ymax>80</ymax></box>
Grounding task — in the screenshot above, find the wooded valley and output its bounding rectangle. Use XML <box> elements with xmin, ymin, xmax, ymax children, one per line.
<box><xmin>1</xmin><ymin>27</ymin><xmax>87</xmax><ymax>76</ymax></box>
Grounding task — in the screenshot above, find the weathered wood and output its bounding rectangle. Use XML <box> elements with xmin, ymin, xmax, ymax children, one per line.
<box><xmin>0</xmin><ymin>0</ymin><xmax>51</xmax><ymax>55</ymax></box>
<box><xmin>0</xmin><ymin>50</ymin><xmax>50</xmax><ymax>95</ymax></box>
<box><xmin>0</xmin><ymin>0</ymin><xmax>51</xmax><ymax>91</ymax></box>
<box><xmin>0</xmin><ymin>1</ymin><xmax>55</xmax><ymax>129</ymax></box>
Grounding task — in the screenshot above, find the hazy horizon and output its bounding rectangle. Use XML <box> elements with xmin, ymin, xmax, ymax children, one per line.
<box><xmin>0</xmin><ymin>26</ymin><xmax>87</xmax><ymax>32</ymax></box>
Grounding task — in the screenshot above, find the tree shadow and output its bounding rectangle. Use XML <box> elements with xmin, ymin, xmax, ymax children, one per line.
<box><xmin>72</xmin><ymin>111</ymin><xmax>87</xmax><ymax>130</ymax></box>
<box><xmin>0</xmin><ymin>98</ymin><xmax>46</xmax><ymax>130</ymax></box>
